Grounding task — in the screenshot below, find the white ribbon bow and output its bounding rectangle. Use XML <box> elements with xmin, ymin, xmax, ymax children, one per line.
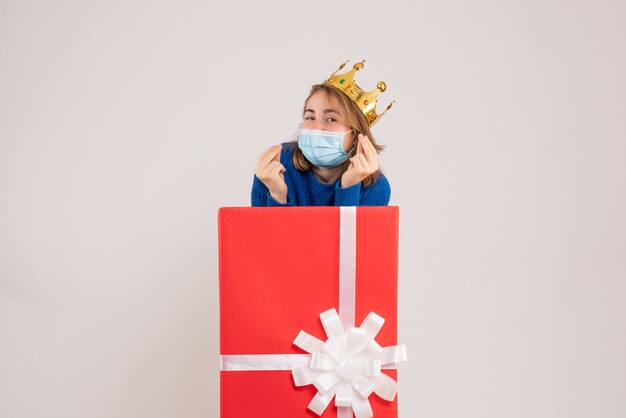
<box><xmin>292</xmin><ymin>308</ymin><xmax>407</xmax><ymax>418</ymax></box>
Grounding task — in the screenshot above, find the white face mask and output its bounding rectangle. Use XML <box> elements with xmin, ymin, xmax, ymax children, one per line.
<box><xmin>297</xmin><ymin>128</ymin><xmax>353</xmax><ymax>168</ymax></box>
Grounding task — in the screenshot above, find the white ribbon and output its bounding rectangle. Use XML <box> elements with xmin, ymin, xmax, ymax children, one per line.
<box><xmin>220</xmin><ymin>206</ymin><xmax>407</xmax><ymax>418</ymax></box>
<box><xmin>339</xmin><ymin>205</ymin><xmax>357</xmax><ymax>330</ymax></box>
<box><xmin>220</xmin><ymin>354</ymin><xmax>310</xmax><ymax>371</ymax></box>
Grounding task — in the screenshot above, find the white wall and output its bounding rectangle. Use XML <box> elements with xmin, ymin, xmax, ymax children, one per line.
<box><xmin>1</xmin><ymin>1</ymin><xmax>625</xmax><ymax>417</ymax></box>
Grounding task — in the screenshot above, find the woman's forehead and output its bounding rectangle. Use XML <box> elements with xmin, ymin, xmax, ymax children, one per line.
<box><xmin>306</xmin><ymin>91</ymin><xmax>340</xmax><ymax>109</ymax></box>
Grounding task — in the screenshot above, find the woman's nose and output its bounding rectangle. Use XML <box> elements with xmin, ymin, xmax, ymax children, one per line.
<box><xmin>313</xmin><ymin>120</ymin><xmax>326</xmax><ymax>130</ymax></box>
<box><xmin>302</xmin><ymin>119</ymin><xmax>326</xmax><ymax>131</ymax></box>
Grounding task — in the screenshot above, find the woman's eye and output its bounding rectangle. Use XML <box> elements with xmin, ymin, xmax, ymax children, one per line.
<box><xmin>304</xmin><ymin>116</ymin><xmax>314</xmax><ymax>120</ymax></box>
<box><xmin>326</xmin><ymin>118</ymin><xmax>337</xmax><ymax>123</ymax></box>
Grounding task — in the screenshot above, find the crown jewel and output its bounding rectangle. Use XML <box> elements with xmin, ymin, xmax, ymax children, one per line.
<box><xmin>324</xmin><ymin>60</ymin><xmax>395</xmax><ymax>126</ymax></box>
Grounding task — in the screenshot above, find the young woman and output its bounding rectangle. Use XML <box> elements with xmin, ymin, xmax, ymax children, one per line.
<box><xmin>251</xmin><ymin>62</ymin><xmax>392</xmax><ymax>207</ymax></box>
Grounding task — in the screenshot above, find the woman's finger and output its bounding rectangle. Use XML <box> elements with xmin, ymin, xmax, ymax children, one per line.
<box><xmin>361</xmin><ymin>136</ymin><xmax>379</xmax><ymax>170</ymax></box>
<box><xmin>360</xmin><ymin>135</ymin><xmax>376</xmax><ymax>161</ymax></box>
<box><xmin>259</xmin><ymin>160</ymin><xmax>277</xmax><ymax>179</ymax></box>
<box><xmin>264</xmin><ymin>162</ymin><xmax>286</xmax><ymax>181</ymax></box>
<box><xmin>351</xmin><ymin>155</ymin><xmax>364</xmax><ymax>173</ymax></box>
<box><xmin>356</xmin><ymin>153</ymin><xmax>371</xmax><ymax>174</ymax></box>
<box><xmin>357</xmin><ymin>134</ymin><xmax>365</xmax><ymax>154</ymax></box>
<box><xmin>271</xmin><ymin>146</ymin><xmax>282</xmax><ymax>163</ymax></box>
<box><xmin>257</xmin><ymin>145</ymin><xmax>282</xmax><ymax>172</ymax></box>
<box><xmin>255</xmin><ymin>145</ymin><xmax>276</xmax><ymax>173</ymax></box>
<box><xmin>270</xmin><ymin>161</ymin><xmax>286</xmax><ymax>176</ymax></box>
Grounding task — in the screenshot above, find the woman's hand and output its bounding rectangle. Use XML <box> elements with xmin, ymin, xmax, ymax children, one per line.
<box><xmin>341</xmin><ymin>134</ymin><xmax>379</xmax><ymax>188</ymax></box>
<box><xmin>255</xmin><ymin>144</ymin><xmax>288</xmax><ymax>203</ymax></box>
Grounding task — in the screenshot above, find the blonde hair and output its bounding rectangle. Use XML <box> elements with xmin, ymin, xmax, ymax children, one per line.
<box><xmin>291</xmin><ymin>84</ymin><xmax>385</xmax><ymax>187</ymax></box>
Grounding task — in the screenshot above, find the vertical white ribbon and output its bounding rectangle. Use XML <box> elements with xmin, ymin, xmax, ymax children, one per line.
<box><xmin>338</xmin><ymin>206</ymin><xmax>358</xmax><ymax>418</ymax></box>
<box><xmin>339</xmin><ymin>206</ymin><xmax>357</xmax><ymax>331</ymax></box>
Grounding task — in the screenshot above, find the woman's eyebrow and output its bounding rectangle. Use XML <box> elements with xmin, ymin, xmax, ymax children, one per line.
<box><xmin>304</xmin><ymin>108</ymin><xmax>341</xmax><ymax>115</ymax></box>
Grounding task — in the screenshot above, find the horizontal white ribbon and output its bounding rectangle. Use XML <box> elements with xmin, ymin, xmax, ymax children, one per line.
<box><xmin>221</xmin><ymin>354</ymin><xmax>310</xmax><ymax>371</ymax></box>
<box><xmin>221</xmin><ymin>354</ymin><xmax>398</xmax><ymax>372</ymax></box>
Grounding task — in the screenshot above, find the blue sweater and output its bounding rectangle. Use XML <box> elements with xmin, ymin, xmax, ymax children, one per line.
<box><xmin>251</xmin><ymin>141</ymin><xmax>391</xmax><ymax>207</ymax></box>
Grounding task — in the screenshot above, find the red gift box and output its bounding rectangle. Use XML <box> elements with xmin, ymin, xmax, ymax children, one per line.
<box><xmin>218</xmin><ymin>206</ymin><xmax>403</xmax><ymax>418</ymax></box>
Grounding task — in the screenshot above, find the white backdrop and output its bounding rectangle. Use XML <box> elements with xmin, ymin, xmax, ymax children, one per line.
<box><xmin>1</xmin><ymin>1</ymin><xmax>625</xmax><ymax>417</ymax></box>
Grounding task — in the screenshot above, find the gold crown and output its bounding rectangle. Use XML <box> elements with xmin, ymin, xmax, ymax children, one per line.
<box><xmin>324</xmin><ymin>60</ymin><xmax>395</xmax><ymax>127</ymax></box>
